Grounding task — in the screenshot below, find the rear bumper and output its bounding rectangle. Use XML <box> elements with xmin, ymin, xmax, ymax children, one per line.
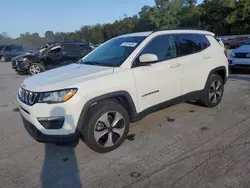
<box><xmin>21</xmin><ymin>114</ymin><xmax>80</xmax><ymax>143</ymax></box>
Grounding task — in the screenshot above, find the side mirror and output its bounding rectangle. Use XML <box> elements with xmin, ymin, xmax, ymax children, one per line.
<box><xmin>139</xmin><ymin>53</ymin><xmax>158</xmax><ymax>64</ymax></box>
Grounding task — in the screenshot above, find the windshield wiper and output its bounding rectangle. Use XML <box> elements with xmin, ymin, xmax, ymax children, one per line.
<box><xmin>82</xmin><ymin>61</ymin><xmax>100</xmax><ymax>65</ymax></box>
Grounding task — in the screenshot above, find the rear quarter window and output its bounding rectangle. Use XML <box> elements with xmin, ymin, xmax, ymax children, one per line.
<box><xmin>175</xmin><ymin>34</ymin><xmax>210</xmax><ymax>56</ymax></box>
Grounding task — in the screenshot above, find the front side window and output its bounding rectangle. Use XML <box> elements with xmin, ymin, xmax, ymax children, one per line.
<box><xmin>80</xmin><ymin>36</ymin><xmax>146</xmax><ymax>67</ymax></box>
<box><xmin>140</xmin><ymin>35</ymin><xmax>177</xmax><ymax>62</ymax></box>
<box><xmin>176</xmin><ymin>34</ymin><xmax>209</xmax><ymax>56</ymax></box>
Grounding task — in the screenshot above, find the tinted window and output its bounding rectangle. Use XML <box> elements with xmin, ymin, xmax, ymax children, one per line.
<box><xmin>63</xmin><ymin>44</ymin><xmax>78</xmax><ymax>52</ymax></box>
<box><xmin>244</xmin><ymin>38</ymin><xmax>250</xmax><ymax>45</ymax></box>
<box><xmin>0</xmin><ymin>46</ymin><xmax>4</xmax><ymax>51</ymax></box>
<box><xmin>12</xmin><ymin>46</ymin><xmax>24</xmax><ymax>52</ymax></box>
<box><xmin>79</xmin><ymin>44</ymin><xmax>91</xmax><ymax>50</ymax></box>
<box><xmin>176</xmin><ymin>34</ymin><xmax>210</xmax><ymax>56</ymax></box>
<box><xmin>4</xmin><ymin>46</ymin><xmax>12</xmax><ymax>52</ymax></box>
<box><xmin>141</xmin><ymin>35</ymin><xmax>176</xmax><ymax>62</ymax></box>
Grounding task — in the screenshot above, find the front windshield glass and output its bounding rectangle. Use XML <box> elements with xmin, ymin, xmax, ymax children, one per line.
<box><xmin>244</xmin><ymin>38</ymin><xmax>250</xmax><ymax>45</ymax></box>
<box><xmin>79</xmin><ymin>36</ymin><xmax>146</xmax><ymax>67</ymax></box>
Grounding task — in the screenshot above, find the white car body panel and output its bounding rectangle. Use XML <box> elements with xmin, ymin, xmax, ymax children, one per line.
<box><xmin>18</xmin><ymin>30</ymin><xmax>228</xmax><ymax>138</ymax></box>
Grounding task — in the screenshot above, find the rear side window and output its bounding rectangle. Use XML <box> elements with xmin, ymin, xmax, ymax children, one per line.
<box><xmin>4</xmin><ymin>46</ymin><xmax>12</xmax><ymax>52</ymax></box>
<box><xmin>79</xmin><ymin>44</ymin><xmax>91</xmax><ymax>50</ymax></box>
<box><xmin>176</xmin><ymin>34</ymin><xmax>210</xmax><ymax>56</ymax></box>
<box><xmin>141</xmin><ymin>35</ymin><xmax>177</xmax><ymax>62</ymax></box>
<box><xmin>12</xmin><ymin>46</ymin><xmax>24</xmax><ymax>52</ymax></box>
<box><xmin>0</xmin><ymin>46</ymin><xmax>4</xmax><ymax>51</ymax></box>
<box><xmin>63</xmin><ymin>44</ymin><xmax>78</xmax><ymax>52</ymax></box>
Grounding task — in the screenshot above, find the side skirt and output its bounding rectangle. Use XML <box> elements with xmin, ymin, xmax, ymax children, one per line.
<box><xmin>131</xmin><ymin>90</ymin><xmax>203</xmax><ymax>123</ymax></box>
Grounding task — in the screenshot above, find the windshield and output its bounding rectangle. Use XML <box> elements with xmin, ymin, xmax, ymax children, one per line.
<box><xmin>79</xmin><ymin>36</ymin><xmax>146</xmax><ymax>67</ymax></box>
<box><xmin>244</xmin><ymin>38</ymin><xmax>250</xmax><ymax>45</ymax></box>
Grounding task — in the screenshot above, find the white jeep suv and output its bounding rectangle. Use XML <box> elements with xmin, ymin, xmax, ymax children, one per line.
<box><xmin>18</xmin><ymin>29</ymin><xmax>228</xmax><ymax>153</ymax></box>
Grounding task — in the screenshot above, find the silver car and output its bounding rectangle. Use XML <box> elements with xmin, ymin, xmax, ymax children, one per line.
<box><xmin>229</xmin><ymin>38</ymin><xmax>250</xmax><ymax>70</ymax></box>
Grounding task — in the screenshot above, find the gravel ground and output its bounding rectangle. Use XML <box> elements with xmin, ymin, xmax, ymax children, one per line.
<box><xmin>1</xmin><ymin>63</ymin><xmax>250</xmax><ymax>188</ymax></box>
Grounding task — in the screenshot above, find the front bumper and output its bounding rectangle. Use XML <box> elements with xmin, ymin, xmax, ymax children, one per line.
<box><xmin>228</xmin><ymin>57</ymin><xmax>250</xmax><ymax>66</ymax></box>
<box><xmin>21</xmin><ymin>114</ymin><xmax>79</xmax><ymax>143</ymax></box>
<box><xmin>17</xmin><ymin>92</ymin><xmax>84</xmax><ymax>143</ymax></box>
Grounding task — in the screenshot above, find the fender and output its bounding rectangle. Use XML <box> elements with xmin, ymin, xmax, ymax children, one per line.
<box><xmin>76</xmin><ymin>91</ymin><xmax>137</xmax><ymax>132</ymax></box>
<box><xmin>205</xmin><ymin>66</ymin><xmax>228</xmax><ymax>87</ymax></box>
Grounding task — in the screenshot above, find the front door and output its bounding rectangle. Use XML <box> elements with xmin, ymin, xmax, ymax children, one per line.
<box><xmin>132</xmin><ymin>35</ymin><xmax>182</xmax><ymax>112</ymax></box>
<box><xmin>43</xmin><ymin>45</ymin><xmax>63</xmax><ymax>69</ymax></box>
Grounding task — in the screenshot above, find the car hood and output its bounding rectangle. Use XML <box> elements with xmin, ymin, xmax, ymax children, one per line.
<box><xmin>11</xmin><ymin>53</ymin><xmax>37</xmax><ymax>61</ymax></box>
<box><xmin>234</xmin><ymin>45</ymin><xmax>250</xmax><ymax>53</ymax></box>
<box><xmin>21</xmin><ymin>63</ymin><xmax>114</xmax><ymax>91</ymax></box>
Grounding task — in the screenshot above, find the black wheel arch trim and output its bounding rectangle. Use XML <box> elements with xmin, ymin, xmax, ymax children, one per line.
<box><xmin>76</xmin><ymin>90</ymin><xmax>137</xmax><ymax>133</ymax></box>
<box><xmin>205</xmin><ymin>66</ymin><xmax>228</xmax><ymax>86</ymax></box>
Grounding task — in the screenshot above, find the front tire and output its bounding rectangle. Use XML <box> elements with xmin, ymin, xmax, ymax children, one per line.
<box><xmin>83</xmin><ymin>100</ymin><xmax>129</xmax><ymax>153</ymax></box>
<box><xmin>199</xmin><ymin>74</ymin><xmax>224</xmax><ymax>107</ymax></box>
<box><xmin>28</xmin><ymin>63</ymin><xmax>45</xmax><ymax>75</ymax></box>
<box><xmin>0</xmin><ymin>56</ymin><xmax>6</xmax><ymax>62</ymax></box>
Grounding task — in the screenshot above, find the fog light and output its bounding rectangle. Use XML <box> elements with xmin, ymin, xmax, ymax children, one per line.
<box><xmin>37</xmin><ymin>116</ymin><xmax>64</xmax><ymax>129</ymax></box>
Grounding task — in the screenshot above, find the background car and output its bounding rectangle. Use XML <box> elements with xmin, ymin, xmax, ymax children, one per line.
<box><xmin>228</xmin><ymin>38</ymin><xmax>250</xmax><ymax>71</ymax></box>
<box><xmin>12</xmin><ymin>41</ymin><xmax>93</xmax><ymax>75</ymax></box>
<box><xmin>215</xmin><ymin>37</ymin><xmax>225</xmax><ymax>49</ymax></box>
<box><xmin>0</xmin><ymin>44</ymin><xmax>30</xmax><ymax>62</ymax></box>
<box><xmin>222</xmin><ymin>37</ymin><xmax>248</xmax><ymax>49</ymax></box>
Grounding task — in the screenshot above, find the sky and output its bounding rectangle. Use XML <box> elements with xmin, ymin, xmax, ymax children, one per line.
<box><xmin>0</xmin><ymin>0</ymin><xmax>203</xmax><ymax>38</ymax></box>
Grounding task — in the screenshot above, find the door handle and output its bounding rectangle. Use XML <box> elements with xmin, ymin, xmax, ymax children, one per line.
<box><xmin>203</xmin><ymin>56</ymin><xmax>210</xmax><ymax>59</ymax></box>
<box><xmin>170</xmin><ymin>63</ymin><xmax>181</xmax><ymax>68</ymax></box>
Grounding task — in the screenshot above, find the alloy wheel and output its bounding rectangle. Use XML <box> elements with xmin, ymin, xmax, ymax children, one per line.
<box><xmin>29</xmin><ymin>65</ymin><xmax>40</xmax><ymax>75</ymax></box>
<box><xmin>94</xmin><ymin>111</ymin><xmax>125</xmax><ymax>147</ymax></box>
<box><xmin>209</xmin><ymin>80</ymin><xmax>223</xmax><ymax>103</ymax></box>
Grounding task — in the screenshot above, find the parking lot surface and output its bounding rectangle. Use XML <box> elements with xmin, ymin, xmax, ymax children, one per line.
<box><xmin>1</xmin><ymin>63</ymin><xmax>250</xmax><ymax>188</ymax></box>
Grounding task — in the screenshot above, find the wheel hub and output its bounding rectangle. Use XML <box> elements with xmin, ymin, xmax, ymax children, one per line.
<box><xmin>94</xmin><ymin>111</ymin><xmax>125</xmax><ymax>147</ymax></box>
<box><xmin>209</xmin><ymin>79</ymin><xmax>222</xmax><ymax>103</ymax></box>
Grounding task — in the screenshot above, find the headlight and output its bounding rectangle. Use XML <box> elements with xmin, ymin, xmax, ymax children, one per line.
<box><xmin>19</xmin><ymin>57</ymin><xmax>28</xmax><ymax>62</ymax></box>
<box><xmin>38</xmin><ymin>88</ymin><xmax>77</xmax><ymax>103</ymax></box>
<box><xmin>231</xmin><ymin>51</ymin><xmax>235</xmax><ymax>57</ymax></box>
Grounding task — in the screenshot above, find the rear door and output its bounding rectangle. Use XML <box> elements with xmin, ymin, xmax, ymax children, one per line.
<box><xmin>175</xmin><ymin>34</ymin><xmax>212</xmax><ymax>95</ymax></box>
<box><xmin>61</xmin><ymin>44</ymin><xmax>82</xmax><ymax>65</ymax></box>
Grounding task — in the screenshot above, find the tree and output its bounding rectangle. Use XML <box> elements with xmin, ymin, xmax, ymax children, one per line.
<box><xmin>45</xmin><ymin>31</ymin><xmax>55</xmax><ymax>42</ymax></box>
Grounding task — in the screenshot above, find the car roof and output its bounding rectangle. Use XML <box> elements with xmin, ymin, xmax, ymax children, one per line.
<box><xmin>49</xmin><ymin>41</ymin><xmax>88</xmax><ymax>45</ymax></box>
<box><xmin>118</xmin><ymin>28</ymin><xmax>214</xmax><ymax>38</ymax></box>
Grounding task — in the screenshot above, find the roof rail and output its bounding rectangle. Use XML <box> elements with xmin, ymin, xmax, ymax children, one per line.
<box><xmin>153</xmin><ymin>27</ymin><xmax>209</xmax><ymax>32</ymax></box>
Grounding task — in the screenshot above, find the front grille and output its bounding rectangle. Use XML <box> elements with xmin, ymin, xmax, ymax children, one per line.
<box><xmin>18</xmin><ymin>87</ymin><xmax>40</xmax><ymax>105</ymax></box>
<box><xmin>235</xmin><ymin>53</ymin><xmax>247</xmax><ymax>58</ymax></box>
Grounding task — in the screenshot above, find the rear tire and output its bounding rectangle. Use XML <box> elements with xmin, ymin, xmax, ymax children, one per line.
<box><xmin>28</xmin><ymin>63</ymin><xmax>45</xmax><ymax>75</ymax></box>
<box><xmin>199</xmin><ymin>74</ymin><xmax>224</xmax><ymax>107</ymax></box>
<box><xmin>83</xmin><ymin>100</ymin><xmax>129</xmax><ymax>153</ymax></box>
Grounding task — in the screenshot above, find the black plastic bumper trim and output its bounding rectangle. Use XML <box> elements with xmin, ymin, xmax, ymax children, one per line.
<box><xmin>21</xmin><ymin>115</ymin><xmax>80</xmax><ymax>143</ymax></box>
